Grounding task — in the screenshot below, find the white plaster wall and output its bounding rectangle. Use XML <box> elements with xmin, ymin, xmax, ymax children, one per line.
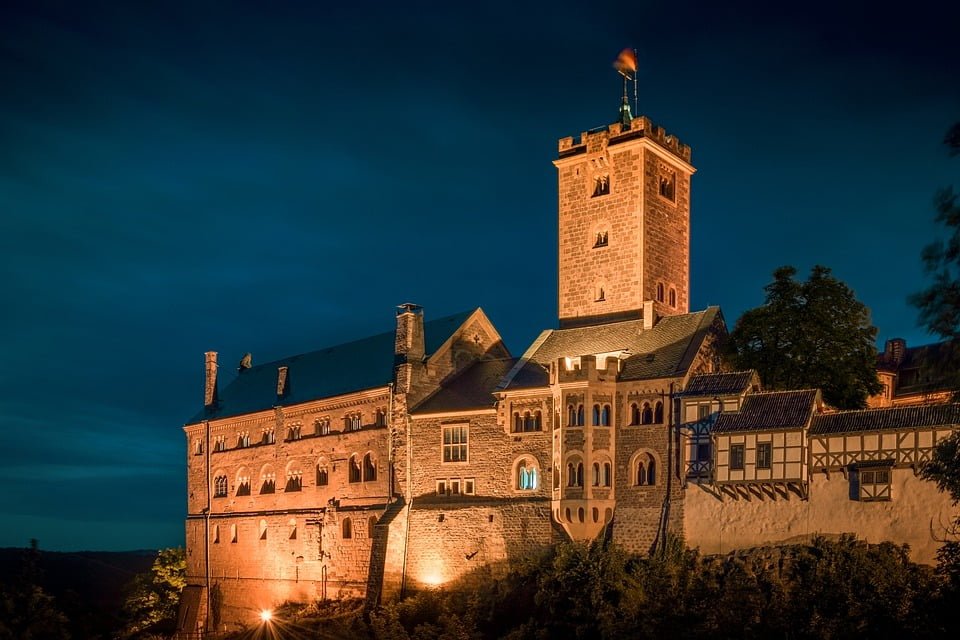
<box><xmin>683</xmin><ymin>470</ymin><xmax>957</xmax><ymax>565</ymax></box>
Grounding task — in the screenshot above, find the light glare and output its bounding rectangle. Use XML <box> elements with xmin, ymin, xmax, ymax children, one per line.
<box><xmin>260</xmin><ymin>609</ymin><xmax>272</xmax><ymax>622</ymax></box>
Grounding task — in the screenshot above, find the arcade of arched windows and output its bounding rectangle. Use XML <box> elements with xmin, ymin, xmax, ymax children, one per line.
<box><xmin>629</xmin><ymin>450</ymin><xmax>660</xmax><ymax>487</ymax></box>
<box><xmin>628</xmin><ymin>400</ymin><xmax>664</xmax><ymax>426</ymax></box>
<box><xmin>512</xmin><ymin>409</ymin><xmax>543</xmax><ymax>433</ymax></box>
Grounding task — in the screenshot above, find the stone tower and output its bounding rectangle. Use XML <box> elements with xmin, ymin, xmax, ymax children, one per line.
<box><xmin>554</xmin><ymin>115</ymin><xmax>695</xmax><ymax>328</ymax></box>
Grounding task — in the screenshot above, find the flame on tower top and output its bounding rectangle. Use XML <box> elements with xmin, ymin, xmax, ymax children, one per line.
<box><xmin>613</xmin><ymin>48</ymin><xmax>638</xmax><ymax>126</ymax></box>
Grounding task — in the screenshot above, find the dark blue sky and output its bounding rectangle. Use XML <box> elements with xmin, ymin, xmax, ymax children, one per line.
<box><xmin>1</xmin><ymin>0</ymin><xmax>957</xmax><ymax>550</ymax></box>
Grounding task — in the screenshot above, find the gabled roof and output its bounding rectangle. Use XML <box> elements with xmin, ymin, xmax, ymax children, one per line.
<box><xmin>412</xmin><ymin>358</ymin><xmax>519</xmax><ymax>415</ymax></box>
<box><xmin>678</xmin><ymin>371</ymin><xmax>758</xmax><ymax>397</ymax></box>
<box><xmin>810</xmin><ymin>403</ymin><xmax>960</xmax><ymax>435</ymax></box>
<box><xmin>713</xmin><ymin>390</ymin><xmax>819</xmax><ymax>433</ymax></box>
<box><xmin>501</xmin><ymin>307</ymin><xmax>721</xmax><ymax>390</ymax></box>
<box><xmin>189</xmin><ymin>310</ymin><xmax>475</xmax><ymax>423</ymax></box>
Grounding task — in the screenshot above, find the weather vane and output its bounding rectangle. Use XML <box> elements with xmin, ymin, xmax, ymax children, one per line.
<box><xmin>613</xmin><ymin>48</ymin><xmax>638</xmax><ymax>126</ymax></box>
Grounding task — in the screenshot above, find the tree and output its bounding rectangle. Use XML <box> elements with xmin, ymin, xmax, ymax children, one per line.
<box><xmin>910</xmin><ymin>121</ymin><xmax>960</xmax><ymax>398</ymax></box>
<box><xmin>0</xmin><ymin>540</ymin><xmax>71</xmax><ymax>640</ymax></box>
<box><xmin>728</xmin><ymin>265</ymin><xmax>882</xmax><ymax>409</ymax></box>
<box><xmin>118</xmin><ymin>547</ymin><xmax>186</xmax><ymax>639</ymax></box>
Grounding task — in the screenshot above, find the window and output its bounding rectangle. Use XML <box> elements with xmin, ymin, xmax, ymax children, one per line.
<box><xmin>595</xmin><ymin>286</ymin><xmax>605</xmax><ymax>302</ymax></box>
<box><xmin>603</xmin><ymin>462</ymin><xmax>612</xmax><ymax>487</ymax></box>
<box><xmin>213</xmin><ymin>525</ymin><xmax>220</xmax><ymax>544</ymax></box>
<box><xmin>669</xmin><ymin>288</ymin><xmax>677</xmax><ymax>308</ymax></box>
<box><xmin>572</xmin><ymin>404</ymin><xmax>585</xmax><ymax>427</ymax></box>
<box><xmin>363</xmin><ymin>453</ymin><xmax>377</xmax><ymax>481</ymax></box>
<box><xmin>287</xmin><ymin>425</ymin><xmax>301</xmax><ymax>441</ymax></box>
<box><xmin>730</xmin><ymin>444</ymin><xmax>745</xmax><ymax>471</ymax></box>
<box><xmin>658</xmin><ymin>172</ymin><xmax>675</xmax><ymax>201</ymax></box>
<box><xmin>260</xmin><ymin>473</ymin><xmax>276</xmax><ymax>494</ymax></box>
<box><xmin>698</xmin><ymin>404</ymin><xmax>712</xmax><ymax>420</ymax></box>
<box><xmin>442</xmin><ymin>425</ymin><xmax>468</xmax><ymax>463</ymax></box>
<box><xmin>756</xmin><ymin>443</ymin><xmax>772</xmax><ymax>470</ymax></box>
<box><xmin>262</xmin><ymin>429</ymin><xmax>275</xmax><ymax>445</ymax></box>
<box><xmin>592</xmin><ymin>174</ymin><xmax>610</xmax><ymax>197</ymax></box>
<box><xmin>592</xmin><ymin>404</ymin><xmax>601</xmax><ymax>426</ymax></box>
<box><xmin>630</xmin><ymin>403</ymin><xmax>640</xmax><ymax>426</ymax></box>
<box><xmin>636</xmin><ymin>454</ymin><xmax>656</xmax><ymax>486</ymax></box>
<box><xmin>285</xmin><ymin>470</ymin><xmax>302</xmax><ymax>492</ymax></box>
<box><xmin>230</xmin><ymin>524</ymin><xmax>237</xmax><ymax>543</ymax></box>
<box><xmin>436</xmin><ymin>479</ymin><xmax>447</xmax><ymax>495</ymax></box>
<box><xmin>214</xmin><ymin>475</ymin><xmax>228</xmax><ymax>498</ymax></box>
<box><xmin>592</xmin><ymin>463</ymin><xmax>601</xmax><ymax>487</ymax></box>
<box><xmin>594</xmin><ymin>231</ymin><xmax>609</xmax><ymax>247</ymax></box>
<box><xmin>857</xmin><ymin>466</ymin><xmax>892</xmax><ymax>502</ymax></box>
<box><xmin>375</xmin><ymin>409</ymin><xmax>387</xmax><ymax>427</ymax></box>
<box><xmin>315</xmin><ymin>419</ymin><xmax>330</xmax><ymax>436</ymax></box>
<box><xmin>696</xmin><ymin>442</ymin><xmax>711</xmax><ymax>463</ymax></box>
<box><xmin>641</xmin><ymin>402</ymin><xmax>653</xmax><ymax>425</ymax></box>
<box><xmin>236</xmin><ymin>476</ymin><xmax>250</xmax><ymax>497</ymax></box>
<box><xmin>567</xmin><ymin>461</ymin><xmax>584</xmax><ymax>487</ymax></box>
<box><xmin>450</xmin><ymin>479</ymin><xmax>461</xmax><ymax>495</ymax></box>
<box><xmin>600</xmin><ymin>405</ymin><xmax>611</xmax><ymax>426</ymax></box>
<box><xmin>656</xmin><ymin>283</ymin><xmax>665</xmax><ymax>303</ymax></box>
<box><xmin>259</xmin><ymin>519</ymin><xmax>267</xmax><ymax>541</ymax></box>
<box><xmin>289</xmin><ymin>518</ymin><xmax>297</xmax><ymax>540</ymax></box>
<box><xmin>193</xmin><ymin>438</ymin><xmax>203</xmax><ymax>455</ymax></box>
<box><xmin>654</xmin><ymin>401</ymin><xmax>664</xmax><ymax>424</ymax></box>
<box><xmin>342</xmin><ymin>517</ymin><xmax>352</xmax><ymax>539</ymax></box>
<box><xmin>514</xmin><ymin>410</ymin><xmax>543</xmax><ymax>433</ymax></box>
<box><xmin>464</xmin><ymin>478</ymin><xmax>475</xmax><ymax>495</ymax></box>
<box><xmin>213</xmin><ymin>436</ymin><xmax>226</xmax><ymax>452</ymax></box>
<box><xmin>237</xmin><ymin>432</ymin><xmax>250</xmax><ymax>448</ymax></box>
<box><xmin>345</xmin><ymin>413</ymin><xmax>361</xmax><ymax>431</ymax></box>
<box><xmin>349</xmin><ymin>455</ymin><xmax>361</xmax><ymax>483</ymax></box>
<box><xmin>316</xmin><ymin>465</ymin><xmax>329</xmax><ymax>486</ymax></box>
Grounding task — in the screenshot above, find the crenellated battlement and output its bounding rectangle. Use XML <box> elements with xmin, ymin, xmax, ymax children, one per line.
<box><xmin>557</xmin><ymin>115</ymin><xmax>692</xmax><ymax>164</ymax></box>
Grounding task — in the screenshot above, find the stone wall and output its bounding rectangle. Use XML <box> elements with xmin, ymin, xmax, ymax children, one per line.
<box><xmin>683</xmin><ymin>469</ymin><xmax>956</xmax><ymax>565</ymax></box>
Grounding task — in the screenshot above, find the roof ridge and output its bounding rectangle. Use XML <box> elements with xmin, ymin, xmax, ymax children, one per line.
<box><xmin>820</xmin><ymin>403</ymin><xmax>960</xmax><ymax>417</ymax></box>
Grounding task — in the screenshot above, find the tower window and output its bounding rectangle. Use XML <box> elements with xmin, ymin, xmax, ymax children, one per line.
<box><xmin>669</xmin><ymin>287</ymin><xmax>677</xmax><ymax>308</ymax></box>
<box><xmin>595</xmin><ymin>287</ymin><xmax>605</xmax><ymax>302</ymax></box>
<box><xmin>656</xmin><ymin>283</ymin><xmax>665</xmax><ymax>303</ymax></box>
<box><xmin>658</xmin><ymin>171</ymin><xmax>676</xmax><ymax>202</ymax></box>
<box><xmin>592</xmin><ymin>174</ymin><xmax>610</xmax><ymax>197</ymax></box>
<box><xmin>594</xmin><ymin>231</ymin><xmax>608</xmax><ymax>248</ymax></box>
<box><xmin>349</xmin><ymin>455</ymin><xmax>361</xmax><ymax>483</ymax></box>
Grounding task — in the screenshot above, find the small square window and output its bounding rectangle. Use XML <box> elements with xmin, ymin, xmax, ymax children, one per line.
<box><xmin>464</xmin><ymin>479</ymin><xmax>475</xmax><ymax>495</ymax></box>
<box><xmin>857</xmin><ymin>467</ymin><xmax>892</xmax><ymax>502</ymax></box>
<box><xmin>698</xmin><ymin>404</ymin><xmax>711</xmax><ymax>420</ymax></box>
<box><xmin>451</xmin><ymin>479</ymin><xmax>461</xmax><ymax>495</ymax></box>
<box><xmin>436</xmin><ymin>480</ymin><xmax>447</xmax><ymax>495</ymax></box>
<box><xmin>730</xmin><ymin>444</ymin><xmax>745</xmax><ymax>471</ymax></box>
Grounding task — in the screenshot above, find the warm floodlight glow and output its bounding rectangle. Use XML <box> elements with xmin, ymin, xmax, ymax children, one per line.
<box><xmin>259</xmin><ymin>609</ymin><xmax>273</xmax><ymax>622</ymax></box>
<box><xmin>422</xmin><ymin>573</ymin><xmax>444</xmax><ymax>587</ymax></box>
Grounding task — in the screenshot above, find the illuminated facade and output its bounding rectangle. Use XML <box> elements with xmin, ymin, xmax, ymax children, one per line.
<box><xmin>179</xmin><ymin>107</ymin><xmax>960</xmax><ymax>634</ymax></box>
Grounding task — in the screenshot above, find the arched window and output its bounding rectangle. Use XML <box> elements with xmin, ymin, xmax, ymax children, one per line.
<box><xmin>375</xmin><ymin>408</ymin><xmax>387</xmax><ymax>427</ymax></box>
<box><xmin>567</xmin><ymin>404</ymin><xmax>576</xmax><ymax>426</ymax></box>
<box><xmin>534</xmin><ymin>410</ymin><xmax>543</xmax><ymax>430</ymax></box>
<box><xmin>513</xmin><ymin>412</ymin><xmax>522</xmax><ymax>432</ymax></box>
<box><xmin>260</xmin><ymin>469</ymin><xmax>276</xmax><ymax>494</ymax></box>
<box><xmin>576</xmin><ymin>463</ymin><xmax>584</xmax><ymax>487</ymax></box>
<box><xmin>230</xmin><ymin>524</ymin><xmax>237</xmax><ymax>543</ymax></box>
<box><xmin>592</xmin><ymin>404</ymin><xmax>601</xmax><ymax>426</ymax></box>
<box><xmin>669</xmin><ymin>288</ymin><xmax>677</xmax><ymax>308</ymax></box>
<box><xmin>342</xmin><ymin>517</ymin><xmax>352</xmax><ymax>539</ymax></box>
<box><xmin>213</xmin><ymin>525</ymin><xmax>220</xmax><ymax>544</ymax></box>
<box><xmin>316</xmin><ymin>465</ymin><xmax>329</xmax><ymax>486</ymax></box>
<box><xmin>576</xmin><ymin>404</ymin><xmax>585</xmax><ymax>426</ymax></box>
<box><xmin>523</xmin><ymin>411</ymin><xmax>533</xmax><ymax>431</ymax></box>
<box><xmin>259</xmin><ymin>519</ymin><xmax>267</xmax><ymax>540</ymax></box>
<box><xmin>236</xmin><ymin>472</ymin><xmax>250</xmax><ymax>497</ymax></box>
<box><xmin>566</xmin><ymin>462</ymin><xmax>576</xmax><ymax>487</ymax></box>
<box><xmin>553</xmin><ymin>465</ymin><xmax>560</xmax><ymax>490</ymax></box>
<box><xmin>657</xmin><ymin>283</ymin><xmax>665</xmax><ymax>303</ymax></box>
<box><xmin>289</xmin><ymin>518</ymin><xmax>297</xmax><ymax>540</ymax></box>
<box><xmin>592</xmin><ymin>462</ymin><xmax>601</xmax><ymax>486</ymax></box>
<box><xmin>603</xmin><ymin>462</ymin><xmax>612</xmax><ymax>487</ymax></box>
<box><xmin>363</xmin><ymin>453</ymin><xmax>377</xmax><ymax>481</ymax></box>
<box><xmin>349</xmin><ymin>455</ymin><xmax>361</xmax><ymax>483</ymax></box>
<box><xmin>630</xmin><ymin>403</ymin><xmax>640</xmax><ymax>426</ymax></box>
<box><xmin>654</xmin><ymin>401</ymin><xmax>664</xmax><ymax>424</ymax></box>
<box><xmin>636</xmin><ymin>453</ymin><xmax>657</xmax><ymax>486</ymax></box>
<box><xmin>285</xmin><ymin>469</ymin><xmax>302</xmax><ymax>492</ymax></box>
<box><xmin>214</xmin><ymin>475</ymin><xmax>228</xmax><ymax>498</ymax></box>
<box><xmin>517</xmin><ymin>459</ymin><xmax>538</xmax><ymax>491</ymax></box>
<box><xmin>600</xmin><ymin>405</ymin><xmax>611</xmax><ymax>426</ymax></box>
<box><xmin>641</xmin><ymin>402</ymin><xmax>653</xmax><ymax>425</ymax></box>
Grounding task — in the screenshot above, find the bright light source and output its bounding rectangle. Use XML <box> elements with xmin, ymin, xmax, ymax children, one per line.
<box><xmin>259</xmin><ymin>609</ymin><xmax>273</xmax><ymax>623</ymax></box>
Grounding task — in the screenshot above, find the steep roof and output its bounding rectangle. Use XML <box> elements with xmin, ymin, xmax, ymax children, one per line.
<box><xmin>189</xmin><ymin>310</ymin><xmax>475</xmax><ymax>423</ymax></box>
<box><xmin>810</xmin><ymin>403</ymin><xmax>960</xmax><ymax>435</ymax></box>
<box><xmin>412</xmin><ymin>358</ymin><xmax>519</xmax><ymax>415</ymax></box>
<box><xmin>678</xmin><ymin>371</ymin><xmax>758</xmax><ymax>397</ymax></box>
<box><xmin>501</xmin><ymin>307</ymin><xmax>721</xmax><ymax>390</ymax></box>
<box><xmin>713</xmin><ymin>390</ymin><xmax>819</xmax><ymax>433</ymax></box>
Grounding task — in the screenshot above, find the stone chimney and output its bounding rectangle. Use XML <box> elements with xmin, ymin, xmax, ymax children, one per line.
<box><xmin>885</xmin><ymin>338</ymin><xmax>907</xmax><ymax>366</ymax></box>
<box><xmin>204</xmin><ymin>351</ymin><xmax>218</xmax><ymax>408</ymax></box>
<box><xmin>642</xmin><ymin>300</ymin><xmax>657</xmax><ymax>331</ymax></box>
<box><xmin>394</xmin><ymin>303</ymin><xmax>426</xmax><ymax>395</ymax></box>
<box><xmin>276</xmin><ymin>366</ymin><xmax>289</xmax><ymax>398</ymax></box>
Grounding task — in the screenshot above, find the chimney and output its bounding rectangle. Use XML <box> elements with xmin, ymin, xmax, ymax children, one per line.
<box><xmin>395</xmin><ymin>303</ymin><xmax>425</xmax><ymax>364</ymax></box>
<box><xmin>276</xmin><ymin>366</ymin><xmax>289</xmax><ymax>398</ymax></box>
<box><xmin>204</xmin><ymin>351</ymin><xmax>218</xmax><ymax>408</ymax></box>
<box><xmin>642</xmin><ymin>300</ymin><xmax>656</xmax><ymax>330</ymax></box>
<box><xmin>885</xmin><ymin>338</ymin><xmax>907</xmax><ymax>365</ymax></box>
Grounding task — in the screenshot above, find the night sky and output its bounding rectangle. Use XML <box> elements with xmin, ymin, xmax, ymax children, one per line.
<box><xmin>1</xmin><ymin>0</ymin><xmax>957</xmax><ymax>551</ymax></box>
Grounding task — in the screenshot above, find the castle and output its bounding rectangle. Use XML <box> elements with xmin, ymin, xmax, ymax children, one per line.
<box><xmin>178</xmin><ymin>97</ymin><xmax>960</xmax><ymax>634</ymax></box>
